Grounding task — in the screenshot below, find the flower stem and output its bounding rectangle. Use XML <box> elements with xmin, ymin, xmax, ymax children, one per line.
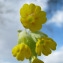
<box><xmin>29</xmin><ymin>58</ymin><xmax>31</xmax><ymax>63</ymax></box>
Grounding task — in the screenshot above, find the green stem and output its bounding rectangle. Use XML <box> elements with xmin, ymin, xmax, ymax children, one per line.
<box><xmin>29</xmin><ymin>58</ymin><xmax>31</xmax><ymax>63</ymax></box>
<box><xmin>29</xmin><ymin>60</ymin><xmax>31</xmax><ymax>63</ymax></box>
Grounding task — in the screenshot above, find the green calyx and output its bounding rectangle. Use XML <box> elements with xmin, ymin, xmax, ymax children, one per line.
<box><xmin>30</xmin><ymin>31</ymin><xmax>48</xmax><ymax>42</ymax></box>
<box><xmin>18</xmin><ymin>30</ymin><xmax>37</xmax><ymax>57</ymax></box>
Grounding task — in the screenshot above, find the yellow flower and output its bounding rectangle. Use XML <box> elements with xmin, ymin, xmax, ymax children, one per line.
<box><xmin>12</xmin><ymin>45</ymin><xmax>19</xmax><ymax>57</ymax></box>
<box><xmin>12</xmin><ymin>43</ymin><xmax>32</xmax><ymax>61</ymax></box>
<box><xmin>35</xmin><ymin>37</ymin><xmax>57</xmax><ymax>56</ymax></box>
<box><xmin>25</xmin><ymin>45</ymin><xmax>32</xmax><ymax>59</ymax></box>
<box><xmin>32</xmin><ymin>57</ymin><xmax>44</xmax><ymax>63</ymax></box>
<box><xmin>20</xmin><ymin>3</ymin><xmax>47</xmax><ymax>32</ymax></box>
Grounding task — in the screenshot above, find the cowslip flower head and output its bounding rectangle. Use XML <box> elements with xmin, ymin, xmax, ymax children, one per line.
<box><xmin>12</xmin><ymin>43</ymin><xmax>32</xmax><ymax>61</ymax></box>
<box><xmin>20</xmin><ymin>3</ymin><xmax>47</xmax><ymax>32</ymax></box>
<box><xmin>32</xmin><ymin>56</ymin><xmax>44</xmax><ymax>63</ymax></box>
<box><xmin>35</xmin><ymin>37</ymin><xmax>57</xmax><ymax>56</ymax></box>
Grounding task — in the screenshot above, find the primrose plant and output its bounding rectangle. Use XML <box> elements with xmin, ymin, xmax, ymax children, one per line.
<box><xmin>12</xmin><ymin>3</ymin><xmax>57</xmax><ymax>63</ymax></box>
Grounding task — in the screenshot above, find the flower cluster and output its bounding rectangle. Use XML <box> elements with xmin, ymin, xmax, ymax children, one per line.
<box><xmin>36</xmin><ymin>37</ymin><xmax>57</xmax><ymax>56</ymax></box>
<box><xmin>12</xmin><ymin>3</ymin><xmax>57</xmax><ymax>63</ymax></box>
<box><xmin>20</xmin><ymin>3</ymin><xmax>47</xmax><ymax>32</ymax></box>
<box><xmin>12</xmin><ymin>43</ymin><xmax>31</xmax><ymax>61</ymax></box>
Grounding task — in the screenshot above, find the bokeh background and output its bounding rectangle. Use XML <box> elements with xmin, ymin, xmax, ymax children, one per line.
<box><xmin>0</xmin><ymin>0</ymin><xmax>63</xmax><ymax>63</ymax></box>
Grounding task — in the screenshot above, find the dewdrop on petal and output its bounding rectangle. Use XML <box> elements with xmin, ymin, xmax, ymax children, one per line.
<box><xmin>20</xmin><ymin>3</ymin><xmax>47</xmax><ymax>32</ymax></box>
